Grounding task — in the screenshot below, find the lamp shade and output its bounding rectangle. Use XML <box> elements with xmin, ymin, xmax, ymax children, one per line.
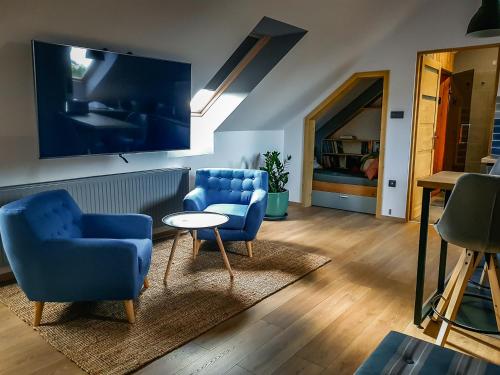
<box><xmin>467</xmin><ymin>0</ymin><xmax>500</xmax><ymax>37</ymax></box>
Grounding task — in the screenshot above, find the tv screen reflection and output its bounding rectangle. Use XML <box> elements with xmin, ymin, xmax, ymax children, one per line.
<box><xmin>32</xmin><ymin>40</ymin><xmax>191</xmax><ymax>158</ymax></box>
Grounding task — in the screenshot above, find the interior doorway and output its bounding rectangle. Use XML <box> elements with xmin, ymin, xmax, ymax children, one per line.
<box><xmin>302</xmin><ymin>71</ymin><xmax>389</xmax><ymax>218</ymax></box>
<box><xmin>408</xmin><ymin>46</ymin><xmax>500</xmax><ymax>221</ymax></box>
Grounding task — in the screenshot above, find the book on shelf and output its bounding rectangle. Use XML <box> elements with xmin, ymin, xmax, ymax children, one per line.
<box><xmin>361</xmin><ymin>142</ymin><xmax>367</xmax><ymax>154</ymax></box>
<box><xmin>338</xmin><ymin>155</ymin><xmax>347</xmax><ymax>169</ymax></box>
<box><xmin>336</xmin><ymin>140</ymin><xmax>344</xmax><ymax>153</ymax></box>
<box><xmin>320</xmin><ymin>139</ymin><xmax>380</xmax><ymax>169</ymax></box>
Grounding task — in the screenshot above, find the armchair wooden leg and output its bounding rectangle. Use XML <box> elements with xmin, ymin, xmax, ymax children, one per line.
<box><xmin>33</xmin><ymin>302</ymin><xmax>44</xmax><ymax>327</ymax></box>
<box><xmin>123</xmin><ymin>300</ymin><xmax>135</xmax><ymax>324</ymax></box>
<box><xmin>245</xmin><ymin>241</ymin><xmax>253</xmax><ymax>258</ymax></box>
<box><xmin>195</xmin><ymin>239</ymin><xmax>202</xmax><ymax>257</ymax></box>
<box><xmin>143</xmin><ymin>276</ymin><xmax>150</xmax><ymax>289</ymax></box>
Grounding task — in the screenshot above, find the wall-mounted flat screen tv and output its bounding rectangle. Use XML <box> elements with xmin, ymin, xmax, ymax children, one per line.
<box><xmin>32</xmin><ymin>40</ymin><xmax>191</xmax><ymax>158</ymax></box>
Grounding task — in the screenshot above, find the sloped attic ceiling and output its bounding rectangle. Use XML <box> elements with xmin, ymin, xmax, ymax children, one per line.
<box><xmin>315</xmin><ymin>78</ymin><xmax>379</xmax><ymax>130</ymax></box>
<box><xmin>1</xmin><ymin>0</ymin><xmax>423</xmax><ymax>133</ymax></box>
<box><xmin>216</xmin><ymin>0</ymin><xmax>424</xmax><ymax>131</ymax></box>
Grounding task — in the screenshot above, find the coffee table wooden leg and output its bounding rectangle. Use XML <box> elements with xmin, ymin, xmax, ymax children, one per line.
<box><xmin>192</xmin><ymin>230</ymin><xmax>198</xmax><ymax>259</ymax></box>
<box><xmin>164</xmin><ymin>231</ymin><xmax>181</xmax><ymax>285</ymax></box>
<box><xmin>213</xmin><ymin>227</ymin><xmax>234</xmax><ymax>279</ymax></box>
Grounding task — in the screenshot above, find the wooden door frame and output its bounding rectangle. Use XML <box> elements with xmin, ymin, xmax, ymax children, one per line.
<box><xmin>406</xmin><ymin>44</ymin><xmax>500</xmax><ymax>221</ymax></box>
<box><xmin>301</xmin><ymin>70</ymin><xmax>389</xmax><ymax>219</ymax></box>
<box><xmin>409</xmin><ymin>55</ymin><xmax>442</xmax><ymax>221</ymax></box>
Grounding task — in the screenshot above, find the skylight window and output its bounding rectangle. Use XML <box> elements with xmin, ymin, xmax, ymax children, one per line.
<box><xmin>190</xmin><ymin>17</ymin><xmax>307</xmax><ymax>118</ymax></box>
<box><xmin>190</xmin><ymin>89</ymin><xmax>216</xmax><ymax>113</ymax></box>
<box><xmin>191</xmin><ymin>35</ymin><xmax>270</xmax><ymax>116</ymax></box>
<box><xmin>70</xmin><ymin>47</ymin><xmax>93</xmax><ymax>79</ymax></box>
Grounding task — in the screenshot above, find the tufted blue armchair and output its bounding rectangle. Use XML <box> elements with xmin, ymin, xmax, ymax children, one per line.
<box><xmin>183</xmin><ymin>168</ymin><xmax>268</xmax><ymax>257</ymax></box>
<box><xmin>0</xmin><ymin>190</ymin><xmax>152</xmax><ymax>325</ymax></box>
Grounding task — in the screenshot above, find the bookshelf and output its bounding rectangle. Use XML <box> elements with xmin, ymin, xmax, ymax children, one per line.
<box><xmin>321</xmin><ymin>138</ymin><xmax>379</xmax><ymax>169</ymax></box>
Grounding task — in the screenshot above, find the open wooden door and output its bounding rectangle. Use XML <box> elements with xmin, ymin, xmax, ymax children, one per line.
<box><xmin>411</xmin><ymin>56</ymin><xmax>442</xmax><ymax>220</ymax></box>
<box><xmin>433</xmin><ymin>73</ymin><xmax>451</xmax><ymax>173</ymax></box>
<box><xmin>443</xmin><ymin>70</ymin><xmax>474</xmax><ymax>171</ymax></box>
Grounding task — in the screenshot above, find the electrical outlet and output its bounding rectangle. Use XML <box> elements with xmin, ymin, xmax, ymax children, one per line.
<box><xmin>388</xmin><ymin>180</ymin><xmax>396</xmax><ymax>187</ymax></box>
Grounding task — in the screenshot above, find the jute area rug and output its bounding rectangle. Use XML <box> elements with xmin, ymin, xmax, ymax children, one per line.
<box><xmin>0</xmin><ymin>236</ymin><xmax>330</xmax><ymax>374</ymax></box>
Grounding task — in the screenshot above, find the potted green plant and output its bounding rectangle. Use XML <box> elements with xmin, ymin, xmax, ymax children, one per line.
<box><xmin>261</xmin><ymin>151</ymin><xmax>292</xmax><ymax>217</ymax></box>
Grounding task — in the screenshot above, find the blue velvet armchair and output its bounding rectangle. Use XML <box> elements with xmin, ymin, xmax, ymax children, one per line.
<box><xmin>0</xmin><ymin>190</ymin><xmax>152</xmax><ymax>325</ymax></box>
<box><xmin>183</xmin><ymin>168</ymin><xmax>268</xmax><ymax>257</ymax></box>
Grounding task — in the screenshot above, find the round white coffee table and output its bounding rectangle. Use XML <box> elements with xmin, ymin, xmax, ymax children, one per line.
<box><xmin>162</xmin><ymin>211</ymin><xmax>233</xmax><ymax>283</ymax></box>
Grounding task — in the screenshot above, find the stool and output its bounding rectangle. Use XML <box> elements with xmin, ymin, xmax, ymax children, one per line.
<box><xmin>433</xmin><ymin>174</ymin><xmax>500</xmax><ymax>346</ymax></box>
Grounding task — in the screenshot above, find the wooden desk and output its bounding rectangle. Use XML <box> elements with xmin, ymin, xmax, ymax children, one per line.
<box><xmin>481</xmin><ymin>155</ymin><xmax>498</xmax><ymax>166</ymax></box>
<box><xmin>416</xmin><ymin>171</ymin><xmax>464</xmax><ymax>190</ymax></box>
<box><xmin>413</xmin><ymin>171</ymin><xmax>465</xmax><ymax>326</ymax></box>
<box><xmin>481</xmin><ymin>155</ymin><xmax>498</xmax><ymax>173</ymax></box>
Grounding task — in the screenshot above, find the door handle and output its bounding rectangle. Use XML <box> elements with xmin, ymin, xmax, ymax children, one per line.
<box><xmin>339</xmin><ymin>194</ymin><xmax>349</xmax><ymax>199</ymax></box>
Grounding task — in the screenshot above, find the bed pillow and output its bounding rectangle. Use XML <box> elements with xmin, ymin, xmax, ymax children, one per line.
<box><xmin>365</xmin><ymin>157</ymin><xmax>379</xmax><ymax>180</ymax></box>
<box><xmin>361</xmin><ymin>157</ymin><xmax>374</xmax><ymax>172</ymax></box>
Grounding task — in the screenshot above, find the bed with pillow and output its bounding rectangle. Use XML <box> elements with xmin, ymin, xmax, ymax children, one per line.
<box><xmin>312</xmin><ymin>156</ymin><xmax>379</xmax><ymax>214</ymax></box>
<box><xmin>313</xmin><ymin>169</ymin><xmax>377</xmax><ymax>186</ymax></box>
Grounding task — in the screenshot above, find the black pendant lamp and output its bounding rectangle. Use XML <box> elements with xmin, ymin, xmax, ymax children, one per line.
<box><xmin>467</xmin><ymin>0</ymin><xmax>500</xmax><ymax>37</ymax></box>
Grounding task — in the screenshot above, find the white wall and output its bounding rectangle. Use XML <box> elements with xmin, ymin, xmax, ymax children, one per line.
<box><xmin>283</xmin><ymin>120</ymin><xmax>304</xmax><ymax>202</ymax></box>
<box><xmin>0</xmin><ymin>1</ymin><xmax>284</xmax><ymax>188</ymax></box>
<box><xmin>0</xmin><ymin>129</ymin><xmax>283</xmax><ymax>187</ymax></box>
<box><xmin>2</xmin><ymin>0</ymin><xmax>499</xmax><ymax>217</ymax></box>
<box><xmin>284</xmin><ymin>0</ymin><xmax>500</xmax><ymax>218</ymax></box>
<box><xmin>185</xmin><ymin>130</ymin><xmax>284</xmax><ymax>186</ymax></box>
<box><xmin>333</xmin><ymin>108</ymin><xmax>382</xmax><ymax>140</ymax></box>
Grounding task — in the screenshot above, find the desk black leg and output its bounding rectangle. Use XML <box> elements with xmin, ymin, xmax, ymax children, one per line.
<box><xmin>437</xmin><ymin>190</ymin><xmax>451</xmax><ymax>294</ymax></box>
<box><xmin>414</xmin><ymin>187</ymin><xmax>431</xmax><ymax>327</ymax></box>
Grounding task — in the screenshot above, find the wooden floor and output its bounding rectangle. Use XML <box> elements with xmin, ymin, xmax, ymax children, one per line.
<box><xmin>1</xmin><ymin>205</ymin><xmax>499</xmax><ymax>374</ymax></box>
